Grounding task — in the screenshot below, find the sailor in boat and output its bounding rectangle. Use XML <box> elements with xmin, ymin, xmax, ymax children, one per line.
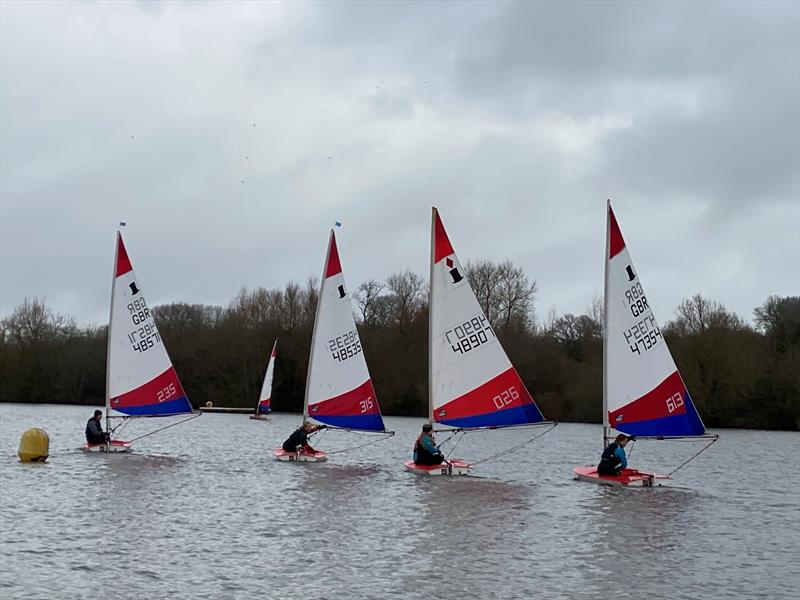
<box><xmin>282</xmin><ymin>421</ymin><xmax>326</xmax><ymax>454</ymax></box>
<box><xmin>413</xmin><ymin>424</ymin><xmax>445</xmax><ymax>466</ymax></box>
<box><xmin>597</xmin><ymin>433</ymin><xmax>632</xmax><ymax>476</ymax></box>
<box><xmin>85</xmin><ymin>410</ymin><xmax>110</xmax><ymax>445</ymax></box>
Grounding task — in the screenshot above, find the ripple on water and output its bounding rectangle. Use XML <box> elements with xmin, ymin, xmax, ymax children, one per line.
<box><xmin>1</xmin><ymin>406</ymin><xmax>799</xmax><ymax>599</ymax></box>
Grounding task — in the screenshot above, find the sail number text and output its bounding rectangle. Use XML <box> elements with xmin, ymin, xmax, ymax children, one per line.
<box><xmin>157</xmin><ymin>383</ymin><xmax>177</xmax><ymax>403</ymax></box>
<box><xmin>127</xmin><ymin>298</ymin><xmax>151</xmax><ymax>324</ymax></box>
<box><xmin>666</xmin><ymin>392</ymin><xmax>684</xmax><ymax>414</ymax></box>
<box><xmin>446</xmin><ymin>314</ymin><xmax>496</xmax><ymax>355</ymax></box>
<box><xmin>328</xmin><ymin>329</ymin><xmax>362</xmax><ymax>362</ymax></box>
<box><xmin>359</xmin><ymin>396</ymin><xmax>374</xmax><ymax>413</ymax></box>
<box><xmin>126</xmin><ymin>299</ymin><xmax>161</xmax><ymax>353</ymax></box>
<box><xmin>623</xmin><ymin>313</ymin><xmax>662</xmax><ymax>356</ymax></box>
<box><xmin>493</xmin><ymin>386</ymin><xmax>520</xmax><ymax>410</ymax></box>
<box><xmin>624</xmin><ymin>282</ymin><xmax>650</xmax><ymax>318</ymax></box>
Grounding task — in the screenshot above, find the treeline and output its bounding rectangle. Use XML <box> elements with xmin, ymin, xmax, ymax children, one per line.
<box><xmin>1</xmin><ymin>262</ymin><xmax>798</xmax><ymax>430</ymax></box>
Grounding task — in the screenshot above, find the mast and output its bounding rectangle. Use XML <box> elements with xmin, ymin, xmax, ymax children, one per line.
<box><xmin>603</xmin><ymin>200</ymin><xmax>611</xmax><ymax>449</ymax></box>
<box><xmin>105</xmin><ymin>229</ymin><xmax>120</xmax><ymax>436</ymax></box>
<box><xmin>428</xmin><ymin>208</ymin><xmax>436</xmax><ymax>424</ymax></box>
<box><xmin>303</xmin><ymin>230</ymin><xmax>332</xmax><ymax>422</ymax></box>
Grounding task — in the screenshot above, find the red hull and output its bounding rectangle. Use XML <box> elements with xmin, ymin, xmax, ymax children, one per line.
<box><xmin>573</xmin><ymin>466</ymin><xmax>669</xmax><ymax>486</ymax></box>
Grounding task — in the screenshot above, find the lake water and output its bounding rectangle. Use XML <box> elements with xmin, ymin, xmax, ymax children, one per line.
<box><xmin>0</xmin><ymin>403</ymin><xmax>798</xmax><ymax>599</ymax></box>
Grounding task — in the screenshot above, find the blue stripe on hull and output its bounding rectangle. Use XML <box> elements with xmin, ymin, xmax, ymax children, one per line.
<box><xmin>439</xmin><ymin>403</ymin><xmax>545</xmax><ymax>429</ymax></box>
<box><xmin>313</xmin><ymin>413</ymin><xmax>386</xmax><ymax>432</ymax></box>
<box><xmin>615</xmin><ymin>395</ymin><xmax>705</xmax><ymax>437</ymax></box>
<box><xmin>116</xmin><ymin>396</ymin><xmax>193</xmax><ymax>416</ymax></box>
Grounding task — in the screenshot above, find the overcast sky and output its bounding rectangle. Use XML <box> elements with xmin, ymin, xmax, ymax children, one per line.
<box><xmin>1</xmin><ymin>0</ymin><xmax>798</xmax><ymax>328</ymax></box>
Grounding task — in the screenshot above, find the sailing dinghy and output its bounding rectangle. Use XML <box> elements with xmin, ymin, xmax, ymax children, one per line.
<box><xmin>405</xmin><ymin>208</ymin><xmax>554</xmax><ymax>476</ymax></box>
<box><xmin>274</xmin><ymin>229</ymin><xmax>391</xmax><ymax>462</ymax></box>
<box><xmin>83</xmin><ymin>230</ymin><xmax>199</xmax><ymax>452</ymax></box>
<box><xmin>250</xmin><ymin>339</ymin><xmax>276</xmax><ymax>420</ymax></box>
<box><xmin>573</xmin><ymin>202</ymin><xmax>717</xmax><ymax>486</ymax></box>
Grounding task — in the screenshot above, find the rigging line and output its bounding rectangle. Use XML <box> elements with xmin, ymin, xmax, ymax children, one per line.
<box><xmin>667</xmin><ymin>435</ymin><xmax>719</xmax><ymax>477</ymax></box>
<box><xmin>627</xmin><ymin>438</ymin><xmax>636</xmax><ymax>461</ymax></box>
<box><xmin>126</xmin><ymin>412</ymin><xmax>202</xmax><ymax>443</ymax></box>
<box><xmin>110</xmin><ymin>417</ymin><xmax>131</xmax><ymax>434</ymax></box>
<box><xmin>325</xmin><ymin>432</ymin><xmax>396</xmax><ymax>455</ymax></box>
<box><xmin>433</xmin><ymin>421</ymin><xmax>556</xmax><ymax>435</ymax></box>
<box><xmin>469</xmin><ymin>422</ymin><xmax>559</xmax><ymax>467</ymax></box>
<box><xmin>444</xmin><ymin>431</ymin><xmax>465</xmax><ymax>459</ymax></box>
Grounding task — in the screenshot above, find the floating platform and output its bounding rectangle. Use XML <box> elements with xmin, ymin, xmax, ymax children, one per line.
<box><xmin>199</xmin><ymin>407</ymin><xmax>252</xmax><ymax>414</ymax></box>
<box><xmin>404</xmin><ymin>459</ymin><xmax>471</xmax><ymax>476</ymax></box>
<box><xmin>573</xmin><ymin>466</ymin><xmax>670</xmax><ymax>487</ymax></box>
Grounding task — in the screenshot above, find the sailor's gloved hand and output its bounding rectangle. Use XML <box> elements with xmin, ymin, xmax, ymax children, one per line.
<box><xmin>319</xmin><ymin>425</ymin><xmax>328</xmax><ymax>429</ymax></box>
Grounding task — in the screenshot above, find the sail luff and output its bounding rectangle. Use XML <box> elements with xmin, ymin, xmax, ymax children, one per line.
<box><xmin>303</xmin><ymin>231</ymin><xmax>333</xmax><ymax>421</ymax></box>
<box><xmin>256</xmin><ymin>339</ymin><xmax>277</xmax><ymax>413</ymax></box>
<box><xmin>428</xmin><ymin>207</ymin><xmax>436</xmax><ymax>424</ymax></box>
<box><xmin>105</xmin><ymin>231</ymin><xmax>120</xmax><ymax>434</ymax></box>
<box><xmin>603</xmin><ymin>201</ymin><xmax>611</xmax><ymax>448</ymax></box>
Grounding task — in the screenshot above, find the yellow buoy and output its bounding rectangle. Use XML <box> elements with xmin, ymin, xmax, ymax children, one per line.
<box><xmin>18</xmin><ymin>428</ymin><xmax>49</xmax><ymax>462</ymax></box>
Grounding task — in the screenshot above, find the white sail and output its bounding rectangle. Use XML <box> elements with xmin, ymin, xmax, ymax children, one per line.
<box><xmin>605</xmin><ymin>202</ymin><xmax>705</xmax><ymax>437</ymax></box>
<box><xmin>429</xmin><ymin>208</ymin><xmax>544</xmax><ymax>429</ymax></box>
<box><xmin>106</xmin><ymin>232</ymin><xmax>191</xmax><ymax>416</ymax></box>
<box><xmin>304</xmin><ymin>230</ymin><xmax>385</xmax><ymax>431</ymax></box>
<box><xmin>256</xmin><ymin>340</ymin><xmax>277</xmax><ymax>413</ymax></box>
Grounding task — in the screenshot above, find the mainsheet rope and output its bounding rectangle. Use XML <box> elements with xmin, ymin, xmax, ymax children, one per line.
<box><xmin>126</xmin><ymin>412</ymin><xmax>202</xmax><ymax>443</ymax></box>
<box><xmin>309</xmin><ymin>427</ymin><xmax>395</xmax><ymax>455</ymax></box>
<box><xmin>667</xmin><ymin>435</ymin><xmax>719</xmax><ymax>476</ymax></box>
<box><xmin>436</xmin><ymin>422</ymin><xmax>558</xmax><ymax>466</ymax></box>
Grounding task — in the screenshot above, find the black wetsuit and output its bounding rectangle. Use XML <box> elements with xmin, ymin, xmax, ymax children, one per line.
<box><xmin>282</xmin><ymin>428</ymin><xmax>310</xmax><ymax>452</ymax></box>
<box><xmin>598</xmin><ymin>442</ymin><xmax>625</xmax><ymax>476</ymax></box>
<box><xmin>85</xmin><ymin>418</ymin><xmax>108</xmax><ymax>444</ymax></box>
<box><xmin>413</xmin><ymin>436</ymin><xmax>444</xmax><ymax>465</ymax></box>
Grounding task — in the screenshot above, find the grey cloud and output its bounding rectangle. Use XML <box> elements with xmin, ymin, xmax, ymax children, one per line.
<box><xmin>1</xmin><ymin>0</ymin><xmax>797</xmax><ymax>327</ymax></box>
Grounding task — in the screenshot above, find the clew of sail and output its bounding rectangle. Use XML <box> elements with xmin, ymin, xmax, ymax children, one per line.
<box><xmin>605</xmin><ymin>204</ymin><xmax>705</xmax><ymax>437</ymax></box>
<box><xmin>256</xmin><ymin>340</ymin><xmax>277</xmax><ymax>414</ymax></box>
<box><xmin>304</xmin><ymin>231</ymin><xmax>386</xmax><ymax>432</ymax></box>
<box><xmin>107</xmin><ymin>233</ymin><xmax>192</xmax><ymax>417</ymax></box>
<box><xmin>429</xmin><ymin>208</ymin><xmax>545</xmax><ymax>429</ymax></box>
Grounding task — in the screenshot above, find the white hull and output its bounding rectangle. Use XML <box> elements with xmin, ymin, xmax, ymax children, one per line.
<box><xmin>274</xmin><ymin>448</ymin><xmax>328</xmax><ymax>462</ymax></box>
<box><xmin>404</xmin><ymin>459</ymin><xmax>471</xmax><ymax>476</ymax></box>
<box><xmin>83</xmin><ymin>440</ymin><xmax>132</xmax><ymax>453</ymax></box>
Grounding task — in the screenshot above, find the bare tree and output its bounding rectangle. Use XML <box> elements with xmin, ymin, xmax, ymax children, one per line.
<box><xmin>354</xmin><ymin>279</ymin><xmax>385</xmax><ymax>326</ymax></box>
<box><xmin>668</xmin><ymin>293</ymin><xmax>746</xmax><ymax>335</ymax></box>
<box><xmin>385</xmin><ymin>270</ymin><xmax>425</xmax><ymax>330</ymax></box>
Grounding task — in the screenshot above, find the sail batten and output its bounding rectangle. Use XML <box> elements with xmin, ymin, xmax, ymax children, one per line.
<box><xmin>107</xmin><ymin>232</ymin><xmax>192</xmax><ymax>417</ymax></box>
<box><xmin>605</xmin><ymin>204</ymin><xmax>705</xmax><ymax>437</ymax></box>
<box><xmin>429</xmin><ymin>208</ymin><xmax>545</xmax><ymax>429</ymax></box>
<box><xmin>304</xmin><ymin>230</ymin><xmax>387</xmax><ymax>432</ymax></box>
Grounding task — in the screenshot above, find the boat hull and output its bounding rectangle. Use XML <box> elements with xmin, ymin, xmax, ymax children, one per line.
<box><xmin>273</xmin><ymin>448</ymin><xmax>328</xmax><ymax>462</ymax></box>
<box><xmin>573</xmin><ymin>466</ymin><xmax>669</xmax><ymax>487</ymax></box>
<box><xmin>82</xmin><ymin>440</ymin><xmax>132</xmax><ymax>453</ymax></box>
<box><xmin>249</xmin><ymin>414</ymin><xmax>270</xmax><ymax>421</ymax></box>
<box><xmin>404</xmin><ymin>459</ymin><xmax>471</xmax><ymax>476</ymax></box>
